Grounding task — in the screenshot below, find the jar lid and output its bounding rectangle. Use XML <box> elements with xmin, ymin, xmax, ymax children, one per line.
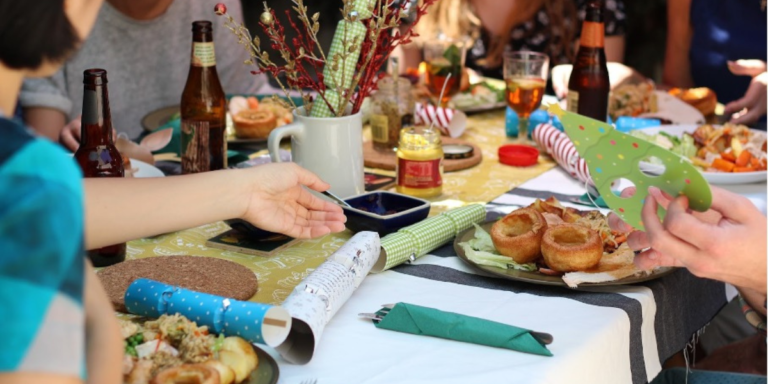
<box><xmin>498</xmin><ymin>144</ymin><xmax>539</xmax><ymax>167</ymax></box>
<box><xmin>443</xmin><ymin>144</ymin><xmax>473</xmax><ymax>159</ymax></box>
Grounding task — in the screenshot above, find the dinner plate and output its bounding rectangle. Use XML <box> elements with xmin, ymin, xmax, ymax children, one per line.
<box><xmin>635</xmin><ymin>124</ymin><xmax>767</xmax><ymax>185</ymax></box>
<box><xmin>140</xmin><ymin>105</ymin><xmax>267</xmax><ymax>144</ymax></box>
<box><xmin>250</xmin><ymin>344</ymin><xmax>280</xmax><ymax>384</ymax></box>
<box><xmin>453</xmin><ymin>221</ymin><xmax>676</xmax><ymax>288</ymax></box>
<box><xmin>130</xmin><ymin>158</ymin><xmax>165</xmax><ymax>178</ymax></box>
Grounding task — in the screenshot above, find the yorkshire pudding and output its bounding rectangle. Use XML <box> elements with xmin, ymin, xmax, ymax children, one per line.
<box><xmin>541</xmin><ymin>224</ymin><xmax>602</xmax><ymax>272</ymax></box>
<box><xmin>490</xmin><ymin>208</ymin><xmax>547</xmax><ymax>263</ymax></box>
<box><xmin>232</xmin><ymin>109</ymin><xmax>277</xmax><ymax>139</ymax></box>
<box><xmin>152</xmin><ymin>364</ymin><xmax>220</xmax><ymax>384</ymax></box>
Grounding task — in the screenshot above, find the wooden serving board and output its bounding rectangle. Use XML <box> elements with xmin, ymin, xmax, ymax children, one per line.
<box><xmin>363</xmin><ymin>137</ymin><xmax>483</xmax><ymax>172</ymax></box>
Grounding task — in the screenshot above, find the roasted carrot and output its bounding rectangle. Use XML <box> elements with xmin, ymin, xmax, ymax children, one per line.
<box><xmin>734</xmin><ymin>166</ymin><xmax>756</xmax><ymax>173</ymax></box>
<box><xmin>711</xmin><ymin>158</ymin><xmax>736</xmax><ymax>172</ymax></box>
<box><xmin>720</xmin><ymin>151</ymin><xmax>737</xmax><ymax>162</ymax></box>
<box><xmin>735</xmin><ymin>150</ymin><xmax>752</xmax><ymax>167</ymax></box>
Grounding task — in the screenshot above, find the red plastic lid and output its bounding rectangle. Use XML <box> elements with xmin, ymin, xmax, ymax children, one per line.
<box><xmin>498</xmin><ymin>144</ymin><xmax>539</xmax><ymax>167</ymax></box>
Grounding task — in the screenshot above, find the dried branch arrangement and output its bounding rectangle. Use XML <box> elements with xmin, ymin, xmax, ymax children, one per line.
<box><xmin>214</xmin><ymin>0</ymin><xmax>436</xmax><ymax>117</ymax></box>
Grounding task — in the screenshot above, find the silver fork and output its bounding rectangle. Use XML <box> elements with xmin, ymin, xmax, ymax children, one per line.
<box><xmin>300</xmin><ymin>380</ymin><xmax>317</xmax><ymax>384</ymax></box>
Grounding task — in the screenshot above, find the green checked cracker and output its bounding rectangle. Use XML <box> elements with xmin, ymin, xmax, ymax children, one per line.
<box><xmin>310</xmin><ymin>0</ymin><xmax>376</xmax><ymax>117</ymax></box>
<box><xmin>548</xmin><ymin>104</ymin><xmax>712</xmax><ymax>230</ymax></box>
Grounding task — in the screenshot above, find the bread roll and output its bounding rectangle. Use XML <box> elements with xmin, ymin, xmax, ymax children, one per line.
<box><xmin>669</xmin><ymin>87</ymin><xmax>717</xmax><ymax>116</ymax></box>
<box><xmin>491</xmin><ymin>208</ymin><xmax>547</xmax><ymax>263</ymax></box>
<box><xmin>541</xmin><ymin>224</ymin><xmax>602</xmax><ymax>272</ymax></box>
<box><xmin>232</xmin><ymin>109</ymin><xmax>277</xmax><ymax>139</ymax></box>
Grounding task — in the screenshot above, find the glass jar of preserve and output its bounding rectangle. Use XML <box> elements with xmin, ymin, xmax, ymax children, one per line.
<box><xmin>396</xmin><ymin>127</ymin><xmax>443</xmax><ymax>198</ymax></box>
<box><xmin>370</xmin><ymin>76</ymin><xmax>414</xmax><ymax>151</ymax></box>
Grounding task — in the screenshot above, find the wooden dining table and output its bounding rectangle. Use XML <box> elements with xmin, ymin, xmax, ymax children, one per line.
<box><xmin>128</xmin><ymin>108</ymin><xmax>765</xmax><ymax>384</ymax></box>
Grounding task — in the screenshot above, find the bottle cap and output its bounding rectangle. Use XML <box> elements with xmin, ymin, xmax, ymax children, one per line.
<box><xmin>498</xmin><ymin>144</ymin><xmax>539</xmax><ymax>167</ymax></box>
<box><xmin>443</xmin><ymin>144</ymin><xmax>473</xmax><ymax>159</ymax></box>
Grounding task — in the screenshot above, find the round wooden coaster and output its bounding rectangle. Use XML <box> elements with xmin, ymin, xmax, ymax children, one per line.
<box><xmin>98</xmin><ymin>256</ymin><xmax>258</xmax><ymax>313</ymax></box>
<box><xmin>363</xmin><ymin>137</ymin><xmax>483</xmax><ymax>172</ymax></box>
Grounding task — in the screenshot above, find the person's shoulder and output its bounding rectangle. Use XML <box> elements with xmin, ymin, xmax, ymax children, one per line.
<box><xmin>0</xmin><ymin>117</ymin><xmax>82</xmax><ymax>194</ymax></box>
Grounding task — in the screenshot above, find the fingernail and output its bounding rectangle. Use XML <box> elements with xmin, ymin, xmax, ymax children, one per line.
<box><xmin>647</xmin><ymin>251</ymin><xmax>658</xmax><ymax>260</ymax></box>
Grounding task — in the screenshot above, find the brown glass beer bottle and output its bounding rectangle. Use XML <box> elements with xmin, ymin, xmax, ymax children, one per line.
<box><xmin>567</xmin><ymin>0</ymin><xmax>610</xmax><ymax>122</ymax></box>
<box><xmin>74</xmin><ymin>69</ymin><xmax>127</xmax><ymax>267</ymax></box>
<box><xmin>181</xmin><ymin>20</ymin><xmax>227</xmax><ymax>174</ymax></box>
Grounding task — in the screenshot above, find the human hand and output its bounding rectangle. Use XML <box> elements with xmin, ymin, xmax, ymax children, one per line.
<box><xmin>60</xmin><ymin>115</ymin><xmax>120</xmax><ymax>151</ymax></box>
<box><xmin>239</xmin><ymin>163</ymin><xmax>346</xmax><ymax>239</ymax></box>
<box><xmin>608</xmin><ymin>186</ymin><xmax>767</xmax><ymax>294</ymax></box>
<box><xmin>60</xmin><ymin>116</ymin><xmax>82</xmax><ymax>151</ymax></box>
<box><xmin>725</xmin><ymin>60</ymin><xmax>767</xmax><ymax>125</ymax></box>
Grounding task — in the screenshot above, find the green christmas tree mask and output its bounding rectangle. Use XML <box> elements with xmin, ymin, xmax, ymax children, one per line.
<box><xmin>547</xmin><ymin>104</ymin><xmax>712</xmax><ymax>230</ymax></box>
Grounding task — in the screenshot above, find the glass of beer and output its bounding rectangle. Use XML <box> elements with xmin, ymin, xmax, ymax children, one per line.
<box><xmin>503</xmin><ymin>51</ymin><xmax>549</xmax><ymax>143</ymax></box>
<box><xmin>424</xmin><ymin>38</ymin><xmax>467</xmax><ymax>107</ymax></box>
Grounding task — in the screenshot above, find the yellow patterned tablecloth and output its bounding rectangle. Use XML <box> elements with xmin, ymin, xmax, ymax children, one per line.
<box><xmin>128</xmin><ymin>109</ymin><xmax>555</xmax><ymax>305</ymax></box>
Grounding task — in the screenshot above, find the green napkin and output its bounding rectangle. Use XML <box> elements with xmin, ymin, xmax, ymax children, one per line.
<box><xmin>373</xmin><ymin>303</ymin><xmax>552</xmax><ymax>356</ymax></box>
<box><xmin>374</xmin><ymin>204</ymin><xmax>486</xmax><ymax>272</ymax></box>
<box><xmin>577</xmin><ymin>193</ymin><xmax>609</xmax><ymax>209</ymax></box>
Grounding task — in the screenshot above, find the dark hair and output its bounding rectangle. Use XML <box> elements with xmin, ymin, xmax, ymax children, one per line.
<box><xmin>0</xmin><ymin>0</ymin><xmax>80</xmax><ymax>70</ymax></box>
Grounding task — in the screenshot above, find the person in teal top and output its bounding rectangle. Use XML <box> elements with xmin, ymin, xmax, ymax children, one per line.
<box><xmin>0</xmin><ymin>1</ymin><xmax>347</xmax><ymax>383</ymax></box>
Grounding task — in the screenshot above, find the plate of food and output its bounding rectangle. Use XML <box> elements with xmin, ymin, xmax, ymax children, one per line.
<box><xmin>141</xmin><ymin>95</ymin><xmax>301</xmax><ymax>144</ymax></box>
<box><xmin>631</xmin><ymin>124</ymin><xmax>767</xmax><ymax>184</ymax></box>
<box><xmin>608</xmin><ymin>83</ymin><xmax>705</xmax><ymax>124</ymax></box>
<box><xmin>121</xmin><ymin>313</ymin><xmax>279</xmax><ymax>384</ymax></box>
<box><xmin>449</xmin><ymin>76</ymin><xmax>507</xmax><ymax>113</ymax></box>
<box><xmin>454</xmin><ymin>197</ymin><xmax>674</xmax><ymax>288</ymax></box>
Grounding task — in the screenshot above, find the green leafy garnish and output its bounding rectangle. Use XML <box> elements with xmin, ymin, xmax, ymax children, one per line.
<box><xmin>459</xmin><ymin>224</ymin><xmax>537</xmax><ymax>271</ymax></box>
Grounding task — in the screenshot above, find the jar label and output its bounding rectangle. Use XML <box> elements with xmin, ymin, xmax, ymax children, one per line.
<box><xmin>397</xmin><ymin>158</ymin><xmax>443</xmax><ymax>188</ymax></box>
<box><xmin>370</xmin><ymin>115</ymin><xmax>388</xmax><ymax>143</ymax></box>
<box><xmin>566</xmin><ymin>90</ymin><xmax>579</xmax><ymax>113</ymax></box>
<box><xmin>192</xmin><ymin>42</ymin><xmax>216</xmax><ymax>67</ymax></box>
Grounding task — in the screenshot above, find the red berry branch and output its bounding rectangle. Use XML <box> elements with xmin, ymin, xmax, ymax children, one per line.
<box><xmin>215</xmin><ymin>0</ymin><xmax>436</xmax><ymax>116</ymax></box>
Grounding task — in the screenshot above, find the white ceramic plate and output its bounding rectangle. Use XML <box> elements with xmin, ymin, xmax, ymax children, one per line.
<box><xmin>638</xmin><ymin>91</ymin><xmax>705</xmax><ymax>124</ymax></box>
<box><xmin>131</xmin><ymin>158</ymin><xmax>165</xmax><ymax>178</ymax></box>
<box><xmin>635</xmin><ymin>125</ymin><xmax>767</xmax><ymax>185</ymax></box>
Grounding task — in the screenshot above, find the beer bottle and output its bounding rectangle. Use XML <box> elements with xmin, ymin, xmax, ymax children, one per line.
<box><xmin>181</xmin><ymin>20</ymin><xmax>227</xmax><ymax>174</ymax></box>
<box><xmin>567</xmin><ymin>0</ymin><xmax>610</xmax><ymax>122</ymax></box>
<box><xmin>74</xmin><ymin>68</ymin><xmax>127</xmax><ymax>267</ymax></box>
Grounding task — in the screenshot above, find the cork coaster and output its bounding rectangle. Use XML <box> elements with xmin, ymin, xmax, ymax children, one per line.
<box><xmin>363</xmin><ymin>137</ymin><xmax>483</xmax><ymax>172</ymax></box>
<box><xmin>98</xmin><ymin>256</ymin><xmax>258</xmax><ymax>313</ymax></box>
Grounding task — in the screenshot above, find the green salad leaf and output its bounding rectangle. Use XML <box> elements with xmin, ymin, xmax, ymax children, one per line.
<box><xmin>459</xmin><ymin>224</ymin><xmax>537</xmax><ymax>271</ymax></box>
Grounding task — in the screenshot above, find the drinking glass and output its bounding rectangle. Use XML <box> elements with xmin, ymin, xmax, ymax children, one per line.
<box><xmin>503</xmin><ymin>51</ymin><xmax>549</xmax><ymax>143</ymax></box>
<box><xmin>423</xmin><ymin>38</ymin><xmax>467</xmax><ymax>107</ymax></box>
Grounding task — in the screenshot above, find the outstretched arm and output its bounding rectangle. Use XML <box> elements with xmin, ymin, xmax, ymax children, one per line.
<box><xmin>83</xmin><ymin>163</ymin><xmax>346</xmax><ymax>249</ymax></box>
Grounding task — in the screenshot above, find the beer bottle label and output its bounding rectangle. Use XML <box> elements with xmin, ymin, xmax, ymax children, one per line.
<box><xmin>192</xmin><ymin>42</ymin><xmax>216</xmax><ymax>67</ymax></box>
<box><xmin>181</xmin><ymin>119</ymin><xmax>211</xmax><ymax>174</ymax></box>
<box><xmin>370</xmin><ymin>115</ymin><xmax>389</xmax><ymax>143</ymax></box>
<box><xmin>566</xmin><ymin>91</ymin><xmax>579</xmax><ymax>113</ymax></box>
<box><xmin>579</xmin><ymin>21</ymin><xmax>605</xmax><ymax>48</ymax></box>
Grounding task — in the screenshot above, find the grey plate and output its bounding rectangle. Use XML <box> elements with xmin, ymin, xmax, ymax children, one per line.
<box><xmin>453</xmin><ymin>221</ymin><xmax>676</xmax><ymax>288</ymax></box>
<box><xmin>250</xmin><ymin>344</ymin><xmax>280</xmax><ymax>384</ymax></box>
<box><xmin>140</xmin><ymin>105</ymin><xmax>267</xmax><ymax>144</ymax></box>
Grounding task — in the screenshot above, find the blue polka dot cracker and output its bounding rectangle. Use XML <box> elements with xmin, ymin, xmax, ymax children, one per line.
<box><xmin>546</xmin><ymin>104</ymin><xmax>712</xmax><ymax>230</ymax></box>
<box><xmin>125</xmin><ymin>278</ymin><xmax>292</xmax><ymax>347</ymax></box>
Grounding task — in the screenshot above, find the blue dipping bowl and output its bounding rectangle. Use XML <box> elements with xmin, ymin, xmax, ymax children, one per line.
<box><xmin>342</xmin><ymin>191</ymin><xmax>431</xmax><ymax>235</ymax></box>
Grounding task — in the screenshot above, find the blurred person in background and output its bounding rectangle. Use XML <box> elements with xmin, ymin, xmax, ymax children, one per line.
<box><xmin>20</xmin><ymin>0</ymin><xmax>264</xmax><ymax>148</ymax></box>
<box><xmin>664</xmin><ymin>0</ymin><xmax>767</xmax><ymax>125</ymax></box>
<box><xmin>397</xmin><ymin>0</ymin><xmax>628</xmax><ymax>80</ymax></box>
